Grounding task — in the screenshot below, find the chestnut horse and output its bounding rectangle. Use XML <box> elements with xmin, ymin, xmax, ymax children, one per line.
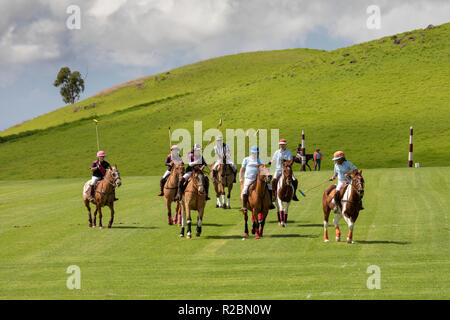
<box><xmin>179</xmin><ymin>167</ymin><xmax>207</xmax><ymax>239</ymax></box>
<box><xmin>212</xmin><ymin>155</ymin><xmax>234</xmax><ymax>209</ymax></box>
<box><xmin>83</xmin><ymin>166</ymin><xmax>122</xmax><ymax>228</ymax></box>
<box><xmin>322</xmin><ymin>170</ymin><xmax>364</xmax><ymax>243</ymax></box>
<box><xmin>275</xmin><ymin>160</ymin><xmax>294</xmax><ymax>227</ymax></box>
<box><xmin>241</xmin><ymin>165</ymin><xmax>272</xmax><ymax>239</ymax></box>
<box><xmin>164</xmin><ymin>162</ymin><xmax>185</xmax><ymax>225</ymax></box>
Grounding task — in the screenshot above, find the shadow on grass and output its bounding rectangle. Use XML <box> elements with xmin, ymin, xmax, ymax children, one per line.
<box><xmin>356</xmin><ymin>240</ymin><xmax>410</xmax><ymax>245</ymax></box>
<box><xmin>203</xmin><ymin>223</ymin><xmax>235</xmax><ymax>227</ymax></box>
<box><xmin>203</xmin><ymin>235</ymin><xmax>245</xmax><ymax>240</ymax></box>
<box><xmin>266</xmin><ymin>234</ymin><xmax>318</xmax><ymax>238</ymax></box>
<box><xmin>111</xmin><ymin>226</ymin><xmax>159</xmax><ymax>230</ymax></box>
<box><xmin>296</xmin><ymin>223</ymin><xmax>323</xmax><ymax>228</ymax></box>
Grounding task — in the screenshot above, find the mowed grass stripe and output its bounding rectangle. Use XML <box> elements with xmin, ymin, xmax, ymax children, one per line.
<box><xmin>0</xmin><ymin>168</ymin><xmax>448</xmax><ymax>299</ymax></box>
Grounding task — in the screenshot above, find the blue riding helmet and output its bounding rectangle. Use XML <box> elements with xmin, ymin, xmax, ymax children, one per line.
<box><xmin>250</xmin><ymin>146</ymin><xmax>259</xmax><ymax>154</ymax></box>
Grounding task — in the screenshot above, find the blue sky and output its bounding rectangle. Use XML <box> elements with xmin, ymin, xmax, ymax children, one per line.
<box><xmin>0</xmin><ymin>0</ymin><xmax>449</xmax><ymax>132</ymax></box>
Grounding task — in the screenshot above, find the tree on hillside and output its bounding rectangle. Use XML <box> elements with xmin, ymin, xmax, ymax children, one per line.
<box><xmin>53</xmin><ymin>67</ymin><xmax>85</xmax><ymax>104</ymax></box>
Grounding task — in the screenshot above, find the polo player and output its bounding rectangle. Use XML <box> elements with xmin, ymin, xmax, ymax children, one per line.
<box><xmin>157</xmin><ymin>145</ymin><xmax>182</xmax><ymax>196</ymax></box>
<box><xmin>329</xmin><ymin>151</ymin><xmax>364</xmax><ymax>212</ymax></box>
<box><xmin>270</xmin><ymin>139</ymin><xmax>299</xmax><ymax>201</ymax></box>
<box><xmin>211</xmin><ymin>136</ymin><xmax>237</xmax><ymax>183</ymax></box>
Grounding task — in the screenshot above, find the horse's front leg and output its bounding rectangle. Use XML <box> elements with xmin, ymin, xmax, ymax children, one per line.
<box><xmin>254</xmin><ymin>210</ymin><xmax>261</xmax><ymax>239</ymax></box>
<box><xmin>107</xmin><ymin>204</ymin><xmax>115</xmax><ymax>228</ymax></box>
<box><xmin>283</xmin><ymin>202</ymin><xmax>290</xmax><ymax>227</ymax></box>
<box><xmin>165</xmin><ymin>197</ymin><xmax>173</xmax><ymax>225</ymax></box>
<box><xmin>98</xmin><ymin>206</ymin><xmax>103</xmax><ymax>229</ymax></box>
<box><xmin>85</xmin><ymin>201</ymin><xmax>93</xmax><ymax>227</ymax></box>
<box><xmin>333</xmin><ymin>214</ymin><xmax>343</xmax><ymax>242</ymax></box>
<box><xmin>259</xmin><ymin>212</ymin><xmax>267</xmax><ymax>237</ymax></box>
<box><xmin>92</xmin><ymin>206</ymin><xmax>98</xmax><ymax>228</ymax></box>
<box><xmin>226</xmin><ymin>186</ymin><xmax>232</xmax><ymax>209</ymax></box>
<box><xmin>179</xmin><ymin>202</ymin><xmax>186</xmax><ymax>237</ymax></box>
<box><xmin>275</xmin><ymin>197</ymin><xmax>281</xmax><ymax>226</ymax></box>
<box><xmin>196</xmin><ymin>207</ymin><xmax>204</xmax><ymax>237</ymax></box>
<box><xmin>243</xmin><ymin>210</ymin><xmax>249</xmax><ymax>237</ymax></box>
<box><xmin>342</xmin><ymin>214</ymin><xmax>355</xmax><ymax>244</ymax></box>
<box><xmin>185</xmin><ymin>201</ymin><xmax>192</xmax><ymax>239</ymax></box>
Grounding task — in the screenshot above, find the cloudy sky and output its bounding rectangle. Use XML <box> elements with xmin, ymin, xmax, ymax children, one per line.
<box><xmin>0</xmin><ymin>0</ymin><xmax>449</xmax><ymax>131</ymax></box>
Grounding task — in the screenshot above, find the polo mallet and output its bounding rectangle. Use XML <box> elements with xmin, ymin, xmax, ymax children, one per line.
<box><xmin>207</xmin><ymin>119</ymin><xmax>223</xmax><ymax>145</ymax></box>
<box><xmin>93</xmin><ymin>119</ymin><xmax>100</xmax><ymax>151</ymax></box>
<box><xmin>168</xmin><ymin>126</ymin><xmax>172</xmax><ymax>150</ymax></box>
<box><xmin>303</xmin><ymin>179</ymin><xmax>330</xmax><ymax>194</ymax></box>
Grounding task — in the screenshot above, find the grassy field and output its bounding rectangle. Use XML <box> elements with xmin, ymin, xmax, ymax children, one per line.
<box><xmin>0</xmin><ymin>167</ymin><xmax>448</xmax><ymax>299</ymax></box>
<box><xmin>0</xmin><ymin>23</ymin><xmax>449</xmax><ymax>180</ymax></box>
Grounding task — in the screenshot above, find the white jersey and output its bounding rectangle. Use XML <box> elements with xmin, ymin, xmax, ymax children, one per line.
<box><xmin>271</xmin><ymin>149</ymin><xmax>293</xmax><ymax>173</ymax></box>
<box><xmin>214</xmin><ymin>143</ymin><xmax>232</xmax><ymax>164</ymax></box>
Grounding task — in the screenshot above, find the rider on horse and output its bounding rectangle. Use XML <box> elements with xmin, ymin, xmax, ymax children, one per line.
<box><xmin>157</xmin><ymin>145</ymin><xmax>182</xmax><ymax>196</ymax></box>
<box><xmin>269</xmin><ymin>139</ymin><xmax>299</xmax><ymax>201</ymax></box>
<box><xmin>175</xmin><ymin>144</ymin><xmax>210</xmax><ymax>201</ymax></box>
<box><xmin>240</xmin><ymin>146</ymin><xmax>275</xmax><ymax>211</ymax></box>
<box><xmin>86</xmin><ymin>151</ymin><xmax>118</xmax><ymax>203</ymax></box>
<box><xmin>211</xmin><ymin>136</ymin><xmax>237</xmax><ymax>183</ymax></box>
<box><xmin>329</xmin><ymin>151</ymin><xmax>364</xmax><ymax>212</ymax></box>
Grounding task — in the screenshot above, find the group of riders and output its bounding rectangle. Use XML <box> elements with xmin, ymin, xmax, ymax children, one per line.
<box><xmin>84</xmin><ymin>138</ymin><xmax>363</xmax><ymax>213</ymax></box>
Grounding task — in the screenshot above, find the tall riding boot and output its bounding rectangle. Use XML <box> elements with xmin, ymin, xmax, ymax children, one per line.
<box><xmin>241</xmin><ymin>194</ymin><xmax>249</xmax><ymax>211</ymax></box>
<box><xmin>89</xmin><ymin>185</ymin><xmax>96</xmax><ymax>203</ymax></box>
<box><xmin>292</xmin><ymin>179</ymin><xmax>299</xmax><ymax>201</ymax></box>
<box><xmin>271</xmin><ymin>178</ymin><xmax>278</xmax><ymax>201</ymax></box>
<box><xmin>157</xmin><ymin>177</ymin><xmax>166</xmax><ymax>196</ymax></box>
<box><xmin>268</xmin><ymin>189</ymin><xmax>276</xmax><ymax>209</ymax></box>
<box><xmin>333</xmin><ymin>191</ymin><xmax>341</xmax><ymax>212</ymax></box>
<box><xmin>204</xmin><ymin>176</ymin><xmax>211</xmax><ymax>201</ymax></box>
<box><xmin>175</xmin><ymin>177</ymin><xmax>185</xmax><ymax>201</ymax></box>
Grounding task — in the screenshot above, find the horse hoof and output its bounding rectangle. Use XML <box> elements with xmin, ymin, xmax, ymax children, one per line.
<box><xmin>196</xmin><ymin>232</ymin><xmax>201</xmax><ymax>237</ymax></box>
<box><xmin>324</xmin><ymin>239</ymin><xmax>330</xmax><ymax>242</ymax></box>
<box><xmin>244</xmin><ymin>233</ymin><xmax>249</xmax><ymax>237</ymax></box>
<box><xmin>255</xmin><ymin>233</ymin><xmax>261</xmax><ymax>239</ymax></box>
<box><xmin>92</xmin><ymin>225</ymin><xmax>96</xmax><ymax>228</ymax></box>
<box><xmin>346</xmin><ymin>237</ymin><xmax>354</xmax><ymax>244</ymax></box>
<box><xmin>251</xmin><ymin>228</ymin><xmax>256</xmax><ymax>235</ymax></box>
<box><xmin>216</xmin><ymin>205</ymin><xmax>219</xmax><ymax>208</ymax></box>
<box><xmin>336</xmin><ymin>236</ymin><xmax>341</xmax><ymax>242</ymax></box>
<box><xmin>179</xmin><ymin>234</ymin><xmax>184</xmax><ymax>238</ymax></box>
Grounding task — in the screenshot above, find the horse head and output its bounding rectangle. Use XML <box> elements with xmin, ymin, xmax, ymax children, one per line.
<box><xmin>192</xmin><ymin>166</ymin><xmax>206</xmax><ymax>194</ymax></box>
<box><xmin>108</xmin><ymin>165</ymin><xmax>122</xmax><ymax>187</ymax></box>
<box><xmin>282</xmin><ymin>160</ymin><xmax>294</xmax><ymax>185</ymax></box>
<box><xmin>347</xmin><ymin>169</ymin><xmax>364</xmax><ymax>198</ymax></box>
<box><xmin>257</xmin><ymin>165</ymin><xmax>271</xmax><ymax>184</ymax></box>
<box><xmin>172</xmin><ymin>161</ymin><xmax>185</xmax><ymax>178</ymax></box>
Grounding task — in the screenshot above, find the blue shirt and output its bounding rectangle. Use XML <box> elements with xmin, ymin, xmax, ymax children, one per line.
<box><xmin>242</xmin><ymin>156</ymin><xmax>265</xmax><ymax>179</ymax></box>
<box><xmin>334</xmin><ymin>161</ymin><xmax>357</xmax><ymax>181</ymax></box>
<box><xmin>271</xmin><ymin>149</ymin><xmax>293</xmax><ymax>172</ymax></box>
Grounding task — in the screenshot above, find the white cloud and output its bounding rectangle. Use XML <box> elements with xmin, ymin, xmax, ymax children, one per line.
<box><xmin>0</xmin><ymin>0</ymin><xmax>448</xmax><ymax>69</ymax></box>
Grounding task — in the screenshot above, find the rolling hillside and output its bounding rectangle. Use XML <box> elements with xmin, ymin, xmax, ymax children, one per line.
<box><xmin>1</xmin><ymin>23</ymin><xmax>449</xmax><ymax>180</ymax></box>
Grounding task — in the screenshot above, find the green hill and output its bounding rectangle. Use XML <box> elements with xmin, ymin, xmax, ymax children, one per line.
<box><xmin>1</xmin><ymin>23</ymin><xmax>449</xmax><ymax>180</ymax></box>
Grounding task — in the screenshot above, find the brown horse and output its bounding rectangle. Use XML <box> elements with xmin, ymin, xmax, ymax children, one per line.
<box><xmin>179</xmin><ymin>167</ymin><xmax>207</xmax><ymax>239</ymax></box>
<box><xmin>212</xmin><ymin>155</ymin><xmax>235</xmax><ymax>209</ymax></box>
<box><xmin>164</xmin><ymin>162</ymin><xmax>185</xmax><ymax>225</ymax></box>
<box><xmin>322</xmin><ymin>170</ymin><xmax>364</xmax><ymax>243</ymax></box>
<box><xmin>275</xmin><ymin>160</ymin><xmax>294</xmax><ymax>227</ymax></box>
<box><xmin>241</xmin><ymin>165</ymin><xmax>272</xmax><ymax>239</ymax></box>
<box><xmin>83</xmin><ymin>166</ymin><xmax>122</xmax><ymax>229</ymax></box>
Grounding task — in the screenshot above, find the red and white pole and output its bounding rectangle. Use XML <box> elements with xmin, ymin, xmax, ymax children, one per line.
<box><xmin>408</xmin><ymin>126</ymin><xmax>413</xmax><ymax>167</ymax></box>
<box><xmin>301</xmin><ymin>130</ymin><xmax>306</xmax><ymax>171</ymax></box>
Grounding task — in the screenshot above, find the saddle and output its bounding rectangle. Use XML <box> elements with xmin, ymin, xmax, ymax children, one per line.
<box><xmin>327</xmin><ymin>183</ymin><xmax>349</xmax><ymax>198</ymax></box>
